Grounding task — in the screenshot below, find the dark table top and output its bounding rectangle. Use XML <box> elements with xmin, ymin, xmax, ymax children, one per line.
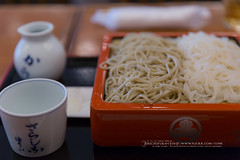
<box><xmin>1</xmin><ymin>58</ymin><xmax>240</xmax><ymax>160</ymax></box>
<box><xmin>2</xmin><ymin>118</ymin><xmax>240</xmax><ymax>160</ymax></box>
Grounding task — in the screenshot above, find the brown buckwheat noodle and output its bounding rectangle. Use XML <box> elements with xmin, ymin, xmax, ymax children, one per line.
<box><xmin>100</xmin><ymin>32</ymin><xmax>187</xmax><ymax>103</ymax></box>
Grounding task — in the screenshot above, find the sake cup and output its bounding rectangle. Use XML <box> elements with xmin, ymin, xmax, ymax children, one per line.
<box><xmin>0</xmin><ymin>78</ymin><xmax>67</xmax><ymax>157</ymax></box>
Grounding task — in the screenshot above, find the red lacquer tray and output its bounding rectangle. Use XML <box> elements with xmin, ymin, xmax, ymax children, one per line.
<box><xmin>91</xmin><ymin>32</ymin><xmax>240</xmax><ymax>147</ymax></box>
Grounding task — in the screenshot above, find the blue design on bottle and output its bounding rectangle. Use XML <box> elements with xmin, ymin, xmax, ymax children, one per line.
<box><xmin>20</xmin><ymin>54</ymin><xmax>41</xmax><ymax>79</ymax></box>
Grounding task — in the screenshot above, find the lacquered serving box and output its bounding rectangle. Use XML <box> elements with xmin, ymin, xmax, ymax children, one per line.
<box><xmin>91</xmin><ymin>32</ymin><xmax>240</xmax><ymax>147</ymax></box>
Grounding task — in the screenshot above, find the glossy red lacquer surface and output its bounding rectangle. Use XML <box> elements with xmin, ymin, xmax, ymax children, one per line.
<box><xmin>91</xmin><ymin>32</ymin><xmax>240</xmax><ymax>147</ymax></box>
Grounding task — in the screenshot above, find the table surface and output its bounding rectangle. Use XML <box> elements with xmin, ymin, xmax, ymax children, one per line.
<box><xmin>1</xmin><ymin>2</ymin><xmax>240</xmax><ymax>159</ymax></box>
<box><xmin>68</xmin><ymin>1</ymin><xmax>232</xmax><ymax>57</ymax></box>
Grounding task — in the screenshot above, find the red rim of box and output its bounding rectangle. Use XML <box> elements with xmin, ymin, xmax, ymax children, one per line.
<box><xmin>91</xmin><ymin>32</ymin><xmax>240</xmax><ymax>111</ymax></box>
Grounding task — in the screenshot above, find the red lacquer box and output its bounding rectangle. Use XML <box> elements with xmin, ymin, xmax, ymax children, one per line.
<box><xmin>91</xmin><ymin>32</ymin><xmax>240</xmax><ymax>147</ymax></box>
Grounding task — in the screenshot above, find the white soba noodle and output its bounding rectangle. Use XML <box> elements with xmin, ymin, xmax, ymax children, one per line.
<box><xmin>100</xmin><ymin>32</ymin><xmax>240</xmax><ymax>104</ymax></box>
<box><xmin>178</xmin><ymin>32</ymin><xmax>240</xmax><ymax>103</ymax></box>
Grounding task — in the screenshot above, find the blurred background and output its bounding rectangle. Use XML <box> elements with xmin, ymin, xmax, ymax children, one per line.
<box><xmin>0</xmin><ymin>0</ymin><xmax>221</xmax><ymax>5</ymax></box>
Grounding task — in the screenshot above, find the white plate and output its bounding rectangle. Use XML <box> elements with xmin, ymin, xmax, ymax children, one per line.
<box><xmin>66</xmin><ymin>87</ymin><xmax>92</xmax><ymax>118</ymax></box>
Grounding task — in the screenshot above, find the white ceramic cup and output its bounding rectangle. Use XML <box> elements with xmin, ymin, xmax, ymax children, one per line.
<box><xmin>0</xmin><ymin>78</ymin><xmax>67</xmax><ymax>157</ymax></box>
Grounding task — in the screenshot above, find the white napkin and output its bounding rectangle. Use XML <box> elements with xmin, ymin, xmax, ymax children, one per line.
<box><xmin>91</xmin><ymin>5</ymin><xmax>211</xmax><ymax>30</ymax></box>
<box><xmin>66</xmin><ymin>87</ymin><xmax>92</xmax><ymax>118</ymax></box>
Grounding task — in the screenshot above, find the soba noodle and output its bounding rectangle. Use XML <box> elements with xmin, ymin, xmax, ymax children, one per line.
<box><xmin>178</xmin><ymin>32</ymin><xmax>240</xmax><ymax>103</ymax></box>
<box><xmin>100</xmin><ymin>32</ymin><xmax>187</xmax><ymax>103</ymax></box>
<box><xmin>100</xmin><ymin>32</ymin><xmax>240</xmax><ymax>104</ymax></box>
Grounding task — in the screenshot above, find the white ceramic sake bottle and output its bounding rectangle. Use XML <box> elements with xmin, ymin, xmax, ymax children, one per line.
<box><xmin>14</xmin><ymin>21</ymin><xmax>66</xmax><ymax>80</ymax></box>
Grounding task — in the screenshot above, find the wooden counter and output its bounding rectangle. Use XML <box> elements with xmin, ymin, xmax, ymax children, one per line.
<box><xmin>68</xmin><ymin>2</ymin><xmax>233</xmax><ymax>58</ymax></box>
